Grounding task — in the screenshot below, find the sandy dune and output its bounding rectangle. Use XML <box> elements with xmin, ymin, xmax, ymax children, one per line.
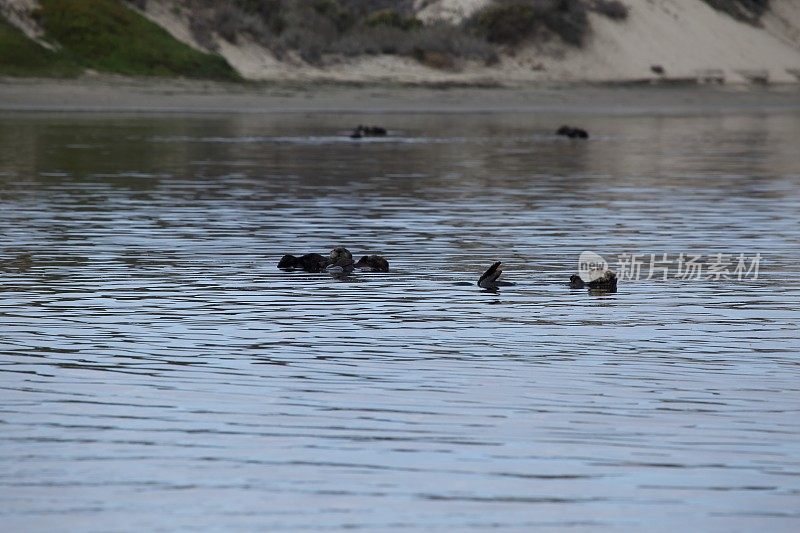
<box><xmin>2</xmin><ymin>0</ymin><xmax>799</xmax><ymax>85</ymax></box>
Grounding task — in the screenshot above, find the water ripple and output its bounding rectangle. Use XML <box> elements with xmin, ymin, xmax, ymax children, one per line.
<box><xmin>1</xmin><ymin>109</ymin><xmax>799</xmax><ymax>531</ymax></box>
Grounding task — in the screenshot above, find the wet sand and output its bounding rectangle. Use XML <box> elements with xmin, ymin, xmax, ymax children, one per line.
<box><xmin>1</xmin><ymin>76</ymin><xmax>800</xmax><ymax>115</ymax></box>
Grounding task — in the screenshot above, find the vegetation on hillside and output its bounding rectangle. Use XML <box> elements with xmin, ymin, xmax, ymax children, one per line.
<box><xmin>181</xmin><ymin>0</ymin><xmax>497</xmax><ymax>67</ymax></box>
<box><xmin>0</xmin><ymin>17</ymin><xmax>79</xmax><ymax>76</ymax></box>
<box><xmin>468</xmin><ymin>1</ymin><xmax>588</xmax><ymax>47</ymax></box>
<box><xmin>178</xmin><ymin>0</ymin><xmax>629</xmax><ymax>70</ymax></box>
<box><xmin>700</xmin><ymin>0</ymin><xmax>769</xmax><ymax>25</ymax></box>
<box><xmin>2</xmin><ymin>0</ymin><xmax>634</xmax><ymax>79</ymax></box>
<box><xmin>24</xmin><ymin>0</ymin><xmax>238</xmax><ymax>79</ymax></box>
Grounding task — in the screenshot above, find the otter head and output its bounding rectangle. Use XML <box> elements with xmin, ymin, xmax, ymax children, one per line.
<box><xmin>329</xmin><ymin>247</ymin><xmax>352</xmax><ymax>264</ymax></box>
<box><xmin>277</xmin><ymin>254</ymin><xmax>297</xmax><ymax>270</ymax></box>
<box><xmin>356</xmin><ymin>255</ymin><xmax>390</xmax><ymax>272</ymax></box>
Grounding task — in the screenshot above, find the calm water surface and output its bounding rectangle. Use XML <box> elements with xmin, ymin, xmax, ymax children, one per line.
<box><xmin>1</xmin><ymin>104</ymin><xmax>799</xmax><ymax>531</ymax></box>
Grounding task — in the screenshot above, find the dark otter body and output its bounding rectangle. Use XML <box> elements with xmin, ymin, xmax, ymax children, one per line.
<box><xmin>569</xmin><ymin>270</ymin><xmax>617</xmax><ymax>292</ymax></box>
<box><xmin>477</xmin><ymin>261</ymin><xmax>516</xmax><ymax>290</ymax></box>
<box><xmin>478</xmin><ymin>261</ymin><xmax>503</xmax><ymax>290</ymax></box>
<box><xmin>350</xmin><ymin>125</ymin><xmax>387</xmax><ymax>138</ymax></box>
<box><xmin>556</xmin><ymin>125</ymin><xmax>589</xmax><ymax>139</ymax></box>
<box><xmin>355</xmin><ymin>255</ymin><xmax>389</xmax><ymax>272</ymax></box>
<box><xmin>587</xmin><ymin>270</ymin><xmax>617</xmax><ymax>292</ymax></box>
<box><xmin>278</xmin><ymin>247</ymin><xmax>391</xmax><ymax>276</ymax></box>
<box><xmin>325</xmin><ymin>246</ymin><xmax>355</xmax><ymax>274</ymax></box>
<box><xmin>326</xmin><ymin>258</ymin><xmax>355</xmax><ymax>274</ymax></box>
<box><xmin>278</xmin><ymin>253</ymin><xmax>328</xmax><ymax>273</ymax></box>
<box><xmin>569</xmin><ymin>274</ymin><xmax>585</xmax><ymax>289</ymax></box>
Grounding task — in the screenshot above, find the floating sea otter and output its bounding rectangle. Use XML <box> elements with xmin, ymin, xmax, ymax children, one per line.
<box><xmin>556</xmin><ymin>125</ymin><xmax>589</xmax><ymax>139</ymax></box>
<box><xmin>278</xmin><ymin>247</ymin><xmax>389</xmax><ymax>274</ymax></box>
<box><xmin>477</xmin><ymin>261</ymin><xmax>515</xmax><ymax>291</ymax></box>
<box><xmin>569</xmin><ymin>270</ymin><xmax>618</xmax><ymax>292</ymax></box>
<box><xmin>355</xmin><ymin>254</ymin><xmax>390</xmax><ymax>272</ymax></box>
<box><xmin>277</xmin><ymin>253</ymin><xmax>328</xmax><ymax>273</ymax></box>
<box><xmin>350</xmin><ymin>125</ymin><xmax>388</xmax><ymax>139</ymax></box>
<box><xmin>326</xmin><ymin>246</ymin><xmax>355</xmax><ymax>274</ymax></box>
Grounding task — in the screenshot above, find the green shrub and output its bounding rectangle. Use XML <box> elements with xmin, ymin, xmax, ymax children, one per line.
<box><xmin>365</xmin><ymin>9</ymin><xmax>422</xmax><ymax>31</ymax></box>
<box><xmin>542</xmin><ymin>0</ymin><xmax>589</xmax><ymax>46</ymax></box>
<box><xmin>312</xmin><ymin>0</ymin><xmax>354</xmax><ymax>32</ymax></box>
<box><xmin>591</xmin><ymin>0</ymin><xmax>628</xmax><ymax>20</ymax></box>
<box><xmin>173</xmin><ymin>0</ymin><xmax>599</xmax><ymax>71</ymax></box>
<box><xmin>0</xmin><ymin>16</ymin><xmax>80</xmax><ymax>76</ymax></box>
<box><xmin>36</xmin><ymin>0</ymin><xmax>239</xmax><ymax>80</ymax></box>
<box><xmin>409</xmin><ymin>24</ymin><xmax>498</xmax><ymax>66</ymax></box>
<box><xmin>471</xmin><ymin>3</ymin><xmax>539</xmax><ymax>45</ymax></box>
<box><xmin>330</xmin><ymin>23</ymin><xmax>496</xmax><ymax>66</ymax></box>
<box><xmin>469</xmin><ymin>0</ymin><xmax>589</xmax><ymax>47</ymax></box>
<box><xmin>701</xmin><ymin>0</ymin><xmax>769</xmax><ymax>25</ymax></box>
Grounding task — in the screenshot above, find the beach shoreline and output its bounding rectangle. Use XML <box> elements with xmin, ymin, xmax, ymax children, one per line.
<box><xmin>2</xmin><ymin>75</ymin><xmax>800</xmax><ymax>115</ymax></box>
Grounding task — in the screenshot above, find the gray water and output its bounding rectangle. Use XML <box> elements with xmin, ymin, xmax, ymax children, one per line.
<box><xmin>1</xmin><ymin>103</ymin><xmax>799</xmax><ymax>532</ymax></box>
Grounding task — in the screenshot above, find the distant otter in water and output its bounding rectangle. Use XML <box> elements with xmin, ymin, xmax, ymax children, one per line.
<box><xmin>556</xmin><ymin>125</ymin><xmax>589</xmax><ymax>139</ymax></box>
<box><xmin>325</xmin><ymin>246</ymin><xmax>355</xmax><ymax>273</ymax></box>
<box><xmin>569</xmin><ymin>271</ymin><xmax>617</xmax><ymax>292</ymax></box>
<box><xmin>587</xmin><ymin>270</ymin><xmax>617</xmax><ymax>292</ymax></box>
<box><xmin>569</xmin><ymin>274</ymin><xmax>585</xmax><ymax>289</ymax></box>
<box><xmin>478</xmin><ymin>261</ymin><xmax>502</xmax><ymax>290</ymax></box>
<box><xmin>278</xmin><ymin>247</ymin><xmax>391</xmax><ymax>275</ymax></box>
<box><xmin>355</xmin><ymin>254</ymin><xmax>390</xmax><ymax>272</ymax></box>
<box><xmin>276</xmin><ymin>247</ymin><xmax>351</xmax><ymax>273</ymax></box>
<box><xmin>477</xmin><ymin>261</ymin><xmax>515</xmax><ymax>290</ymax></box>
<box><xmin>350</xmin><ymin>125</ymin><xmax>387</xmax><ymax>138</ymax></box>
<box><xmin>278</xmin><ymin>253</ymin><xmax>328</xmax><ymax>273</ymax></box>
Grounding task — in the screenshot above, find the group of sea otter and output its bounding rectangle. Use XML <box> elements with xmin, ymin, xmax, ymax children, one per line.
<box><xmin>475</xmin><ymin>260</ymin><xmax>616</xmax><ymax>292</ymax></box>
<box><xmin>278</xmin><ymin>247</ymin><xmax>617</xmax><ymax>293</ymax></box>
<box><xmin>349</xmin><ymin>125</ymin><xmax>388</xmax><ymax>139</ymax></box>
<box><xmin>283</xmin><ymin>123</ymin><xmax>602</xmax><ymax>289</ymax></box>
<box><xmin>348</xmin><ymin>125</ymin><xmax>590</xmax><ymax>140</ymax></box>
<box><xmin>278</xmin><ymin>247</ymin><xmax>389</xmax><ymax>274</ymax></box>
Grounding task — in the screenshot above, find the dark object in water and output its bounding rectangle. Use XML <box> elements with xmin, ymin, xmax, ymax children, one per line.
<box><xmin>328</xmin><ymin>246</ymin><xmax>352</xmax><ymax>263</ymax></box>
<box><xmin>355</xmin><ymin>254</ymin><xmax>390</xmax><ymax>272</ymax></box>
<box><xmin>651</xmin><ymin>64</ymin><xmax>665</xmax><ymax>75</ymax></box>
<box><xmin>278</xmin><ymin>247</ymin><xmax>390</xmax><ymax>276</ymax></box>
<box><xmin>326</xmin><ymin>260</ymin><xmax>354</xmax><ymax>274</ymax></box>
<box><xmin>587</xmin><ymin>270</ymin><xmax>618</xmax><ymax>292</ymax></box>
<box><xmin>478</xmin><ymin>261</ymin><xmax>503</xmax><ymax>290</ymax></box>
<box><xmin>569</xmin><ymin>274</ymin><xmax>585</xmax><ymax>289</ymax></box>
<box><xmin>350</xmin><ymin>125</ymin><xmax>387</xmax><ymax>138</ymax></box>
<box><xmin>325</xmin><ymin>246</ymin><xmax>355</xmax><ymax>274</ymax></box>
<box><xmin>569</xmin><ymin>270</ymin><xmax>617</xmax><ymax>292</ymax></box>
<box><xmin>556</xmin><ymin>125</ymin><xmax>589</xmax><ymax>139</ymax></box>
<box><xmin>278</xmin><ymin>253</ymin><xmax>328</xmax><ymax>273</ymax></box>
<box><xmin>364</xmin><ymin>126</ymin><xmax>386</xmax><ymax>136</ymax></box>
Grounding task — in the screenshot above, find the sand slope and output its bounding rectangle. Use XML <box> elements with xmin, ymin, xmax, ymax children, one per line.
<box><xmin>536</xmin><ymin>0</ymin><xmax>800</xmax><ymax>83</ymax></box>
<box><xmin>3</xmin><ymin>0</ymin><xmax>799</xmax><ymax>84</ymax></box>
<box><xmin>139</xmin><ymin>0</ymin><xmax>800</xmax><ymax>84</ymax></box>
